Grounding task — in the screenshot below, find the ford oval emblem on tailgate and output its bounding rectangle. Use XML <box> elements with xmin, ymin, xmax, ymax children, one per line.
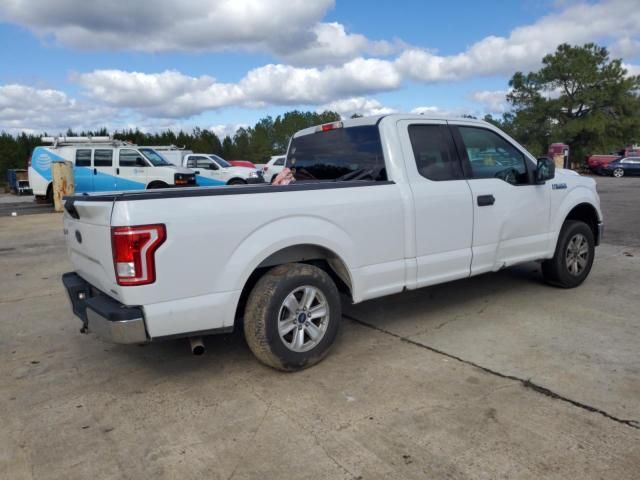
<box><xmin>75</xmin><ymin>230</ymin><xmax>82</xmax><ymax>244</ymax></box>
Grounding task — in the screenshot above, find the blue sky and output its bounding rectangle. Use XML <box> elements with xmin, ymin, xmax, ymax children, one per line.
<box><xmin>0</xmin><ymin>0</ymin><xmax>639</xmax><ymax>136</ymax></box>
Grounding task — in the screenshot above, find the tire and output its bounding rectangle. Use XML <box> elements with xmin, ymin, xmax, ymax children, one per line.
<box><xmin>147</xmin><ymin>181</ymin><xmax>169</xmax><ymax>189</ymax></box>
<box><xmin>227</xmin><ymin>178</ymin><xmax>246</xmax><ymax>185</ymax></box>
<box><xmin>45</xmin><ymin>184</ymin><xmax>53</xmax><ymax>204</ymax></box>
<box><xmin>613</xmin><ymin>168</ymin><xmax>624</xmax><ymax>178</ymax></box>
<box><xmin>542</xmin><ymin>220</ymin><xmax>595</xmax><ymax>288</ymax></box>
<box><xmin>243</xmin><ymin>263</ymin><xmax>341</xmax><ymax>371</ymax></box>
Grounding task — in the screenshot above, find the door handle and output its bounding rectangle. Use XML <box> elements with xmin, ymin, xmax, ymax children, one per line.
<box><xmin>477</xmin><ymin>194</ymin><xmax>495</xmax><ymax>206</ymax></box>
<box><xmin>93</xmin><ymin>168</ymin><xmax>97</xmax><ymax>175</ymax></box>
<box><xmin>116</xmin><ymin>168</ymin><xmax>120</xmax><ymax>175</ymax></box>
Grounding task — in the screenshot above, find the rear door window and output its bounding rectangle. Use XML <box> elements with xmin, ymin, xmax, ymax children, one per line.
<box><xmin>75</xmin><ymin>149</ymin><xmax>92</xmax><ymax>167</ymax></box>
<box><xmin>94</xmin><ymin>149</ymin><xmax>113</xmax><ymax>167</ymax></box>
<box><xmin>287</xmin><ymin>126</ymin><xmax>386</xmax><ymax>181</ymax></box>
<box><xmin>408</xmin><ymin>125</ymin><xmax>462</xmax><ymax>181</ymax></box>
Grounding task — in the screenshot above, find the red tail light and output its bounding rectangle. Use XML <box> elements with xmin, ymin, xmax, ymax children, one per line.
<box><xmin>111</xmin><ymin>224</ymin><xmax>166</xmax><ymax>286</ymax></box>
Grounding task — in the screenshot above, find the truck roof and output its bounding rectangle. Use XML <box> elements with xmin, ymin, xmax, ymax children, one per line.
<box><xmin>292</xmin><ymin>113</ymin><xmax>490</xmax><ymax>138</ymax></box>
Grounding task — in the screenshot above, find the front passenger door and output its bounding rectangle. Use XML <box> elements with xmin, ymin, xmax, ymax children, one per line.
<box><xmin>452</xmin><ymin>124</ymin><xmax>551</xmax><ymax>274</ymax></box>
<box><xmin>117</xmin><ymin>149</ymin><xmax>147</xmax><ymax>190</ymax></box>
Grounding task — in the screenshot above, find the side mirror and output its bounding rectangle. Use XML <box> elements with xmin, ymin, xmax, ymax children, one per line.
<box><xmin>208</xmin><ymin>163</ymin><xmax>218</xmax><ymax>170</ymax></box>
<box><xmin>135</xmin><ymin>157</ymin><xmax>147</xmax><ymax>167</ymax></box>
<box><xmin>535</xmin><ymin>157</ymin><xmax>555</xmax><ymax>184</ymax></box>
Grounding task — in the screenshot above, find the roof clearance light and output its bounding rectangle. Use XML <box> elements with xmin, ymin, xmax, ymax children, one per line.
<box><xmin>317</xmin><ymin>121</ymin><xmax>344</xmax><ymax>133</ymax></box>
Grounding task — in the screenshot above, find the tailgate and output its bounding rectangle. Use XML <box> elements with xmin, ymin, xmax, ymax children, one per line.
<box><xmin>63</xmin><ymin>198</ymin><xmax>118</xmax><ymax>296</ymax></box>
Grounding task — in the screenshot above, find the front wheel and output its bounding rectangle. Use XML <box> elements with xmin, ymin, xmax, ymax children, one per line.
<box><xmin>243</xmin><ymin>263</ymin><xmax>341</xmax><ymax>371</ymax></box>
<box><xmin>227</xmin><ymin>178</ymin><xmax>246</xmax><ymax>185</ymax></box>
<box><xmin>613</xmin><ymin>168</ymin><xmax>624</xmax><ymax>178</ymax></box>
<box><xmin>542</xmin><ymin>220</ymin><xmax>595</xmax><ymax>288</ymax></box>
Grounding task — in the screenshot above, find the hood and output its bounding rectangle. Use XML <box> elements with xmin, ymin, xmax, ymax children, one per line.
<box><xmin>226</xmin><ymin>166</ymin><xmax>256</xmax><ymax>175</ymax></box>
<box><xmin>165</xmin><ymin>164</ymin><xmax>193</xmax><ymax>174</ymax></box>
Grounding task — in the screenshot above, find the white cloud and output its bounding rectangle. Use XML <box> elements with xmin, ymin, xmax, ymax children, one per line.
<box><xmin>0</xmin><ymin>0</ymin><xmax>331</xmax><ymax>54</ymax></box>
<box><xmin>396</xmin><ymin>0</ymin><xmax>640</xmax><ymax>82</ymax></box>
<box><xmin>622</xmin><ymin>63</ymin><xmax>640</xmax><ymax>77</ymax></box>
<box><xmin>410</xmin><ymin>106</ymin><xmax>473</xmax><ymax>118</ymax></box>
<box><xmin>318</xmin><ymin>97</ymin><xmax>396</xmax><ymax>118</ymax></box>
<box><xmin>210</xmin><ymin>124</ymin><xmax>247</xmax><ymax>139</ymax></box>
<box><xmin>280</xmin><ymin>22</ymin><xmax>401</xmax><ymax>66</ymax></box>
<box><xmin>0</xmin><ymin>84</ymin><xmax>115</xmax><ymax>134</ymax></box>
<box><xmin>469</xmin><ymin>90</ymin><xmax>509</xmax><ymax>114</ymax></box>
<box><xmin>77</xmin><ymin>59</ymin><xmax>402</xmax><ymax>117</ymax></box>
<box><xmin>0</xmin><ymin>0</ymin><xmax>397</xmax><ymax>66</ymax></box>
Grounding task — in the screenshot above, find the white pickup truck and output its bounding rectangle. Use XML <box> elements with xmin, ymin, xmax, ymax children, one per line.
<box><xmin>62</xmin><ymin>114</ymin><xmax>603</xmax><ymax>371</ymax></box>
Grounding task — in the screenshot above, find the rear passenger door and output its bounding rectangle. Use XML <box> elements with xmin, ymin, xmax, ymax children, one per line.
<box><xmin>398</xmin><ymin>119</ymin><xmax>474</xmax><ymax>288</ymax></box>
<box><xmin>74</xmin><ymin>149</ymin><xmax>94</xmax><ymax>192</ymax></box>
<box><xmin>92</xmin><ymin>148</ymin><xmax>117</xmax><ymax>191</ymax></box>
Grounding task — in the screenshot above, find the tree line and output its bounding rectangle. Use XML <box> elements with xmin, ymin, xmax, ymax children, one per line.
<box><xmin>2</xmin><ymin>43</ymin><xmax>639</xmax><ymax>181</ymax></box>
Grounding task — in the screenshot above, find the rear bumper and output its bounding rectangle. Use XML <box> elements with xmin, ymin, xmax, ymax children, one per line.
<box><xmin>62</xmin><ymin>272</ymin><xmax>148</xmax><ymax>344</ymax></box>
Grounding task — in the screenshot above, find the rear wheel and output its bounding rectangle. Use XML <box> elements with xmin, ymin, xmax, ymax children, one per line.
<box><xmin>243</xmin><ymin>263</ymin><xmax>341</xmax><ymax>371</ymax></box>
<box><xmin>542</xmin><ymin>220</ymin><xmax>595</xmax><ymax>288</ymax></box>
<box><xmin>613</xmin><ymin>168</ymin><xmax>624</xmax><ymax>178</ymax></box>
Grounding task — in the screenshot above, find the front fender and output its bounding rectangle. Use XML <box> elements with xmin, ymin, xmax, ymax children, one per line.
<box><xmin>550</xmin><ymin>184</ymin><xmax>602</xmax><ymax>246</ymax></box>
<box><xmin>216</xmin><ymin>214</ymin><xmax>357</xmax><ymax>295</ymax></box>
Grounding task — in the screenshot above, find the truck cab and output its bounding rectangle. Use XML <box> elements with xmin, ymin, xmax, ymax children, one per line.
<box><xmin>28</xmin><ymin>137</ymin><xmax>196</xmax><ymax>201</ymax></box>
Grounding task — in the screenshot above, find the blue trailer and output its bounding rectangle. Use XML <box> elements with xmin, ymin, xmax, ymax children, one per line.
<box><xmin>6</xmin><ymin>169</ymin><xmax>33</xmax><ymax>195</ymax></box>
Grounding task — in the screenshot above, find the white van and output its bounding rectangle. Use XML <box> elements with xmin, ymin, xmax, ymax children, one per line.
<box><xmin>29</xmin><ymin>137</ymin><xmax>196</xmax><ymax>201</ymax></box>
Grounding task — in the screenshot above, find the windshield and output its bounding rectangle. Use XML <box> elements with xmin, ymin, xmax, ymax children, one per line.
<box><xmin>287</xmin><ymin>126</ymin><xmax>386</xmax><ymax>181</ymax></box>
<box><xmin>209</xmin><ymin>154</ymin><xmax>231</xmax><ymax>168</ymax></box>
<box><xmin>140</xmin><ymin>148</ymin><xmax>171</xmax><ymax>166</ymax></box>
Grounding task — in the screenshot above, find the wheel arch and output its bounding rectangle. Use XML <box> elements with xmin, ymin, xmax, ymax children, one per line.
<box><xmin>147</xmin><ymin>180</ymin><xmax>169</xmax><ymax>189</ymax></box>
<box><xmin>226</xmin><ymin>177</ymin><xmax>246</xmax><ymax>185</ymax></box>
<box><xmin>564</xmin><ymin>202</ymin><xmax>601</xmax><ymax>245</ymax></box>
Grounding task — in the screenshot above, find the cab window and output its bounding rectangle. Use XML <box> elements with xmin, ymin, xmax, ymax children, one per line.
<box><xmin>287</xmin><ymin>126</ymin><xmax>386</xmax><ymax>181</ymax></box>
<box><xmin>119</xmin><ymin>149</ymin><xmax>142</xmax><ymax>167</ymax></box>
<box><xmin>94</xmin><ymin>149</ymin><xmax>113</xmax><ymax>167</ymax></box>
<box><xmin>458</xmin><ymin>127</ymin><xmax>529</xmax><ymax>185</ymax></box>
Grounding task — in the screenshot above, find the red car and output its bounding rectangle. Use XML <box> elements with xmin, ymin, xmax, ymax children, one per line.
<box><xmin>228</xmin><ymin>160</ymin><xmax>256</xmax><ymax>169</ymax></box>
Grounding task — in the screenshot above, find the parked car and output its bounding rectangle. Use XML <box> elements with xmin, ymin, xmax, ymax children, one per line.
<box><xmin>184</xmin><ymin>154</ymin><xmax>263</xmax><ymax>185</ymax></box>
<box><xmin>601</xmin><ymin>156</ymin><xmax>640</xmax><ymax>177</ymax></box>
<box><xmin>228</xmin><ymin>160</ymin><xmax>256</xmax><ymax>169</ymax></box>
<box><xmin>587</xmin><ymin>146</ymin><xmax>640</xmax><ymax>174</ymax></box>
<box><xmin>61</xmin><ymin>114</ymin><xmax>603</xmax><ymax>371</ymax></box>
<box><xmin>586</xmin><ymin>154</ymin><xmax>619</xmax><ymax>174</ymax></box>
<box><xmin>29</xmin><ymin>137</ymin><xmax>196</xmax><ymax>202</ymax></box>
<box><xmin>262</xmin><ymin>155</ymin><xmax>286</xmax><ymax>183</ymax></box>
